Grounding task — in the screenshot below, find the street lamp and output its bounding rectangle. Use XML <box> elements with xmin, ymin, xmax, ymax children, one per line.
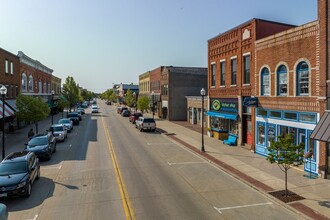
<box><xmin>200</xmin><ymin>88</ymin><xmax>206</xmax><ymax>153</ymax></box>
<box><xmin>51</xmin><ymin>90</ymin><xmax>55</xmax><ymax>125</ymax></box>
<box><xmin>151</xmin><ymin>91</ymin><xmax>155</xmax><ymax>119</ymax></box>
<box><xmin>0</xmin><ymin>85</ymin><xmax>7</xmax><ymax>160</ymax></box>
<box><xmin>133</xmin><ymin>92</ymin><xmax>137</xmax><ymax>113</ymax></box>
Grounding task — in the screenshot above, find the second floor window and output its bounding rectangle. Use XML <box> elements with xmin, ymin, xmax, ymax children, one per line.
<box><xmin>29</xmin><ymin>76</ymin><xmax>33</xmax><ymax>91</ymax></box>
<box><xmin>220</xmin><ymin>61</ymin><xmax>225</xmax><ymax>86</ymax></box>
<box><xmin>261</xmin><ymin>68</ymin><xmax>270</xmax><ymax>96</ymax></box>
<box><xmin>211</xmin><ymin>63</ymin><xmax>216</xmax><ymax>87</ymax></box>
<box><xmin>297</xmin><ymin>61</ymin><xmax>309</xmax><ymax>96</ymax></box>
<box><xmin>22</xmin><ymin>73</ymin><xmax>27</xmax><ymax>91</ymax></box>
<box><xmin>10</xmin><ymin>62</ymin><xmax>13</xmax><ymax>75</ymax></box>
<box><xmin>5</xmin><ymin>60</ymin><xmax>9</xmax><ymax>73</ymax></box>
<box><xmin>243</xmin><ymin>55</ymin><xmax>250</xmax><ymax>84</ymax></box>
<box><xmin>231</xmin><ymin>58</ymin><xmax>237</xmax><ymax>85</ymax></box>
<box><xmin>277</xmin><ymin>65</ymin><xmax>287</xmax><ymax>96</ymax></box>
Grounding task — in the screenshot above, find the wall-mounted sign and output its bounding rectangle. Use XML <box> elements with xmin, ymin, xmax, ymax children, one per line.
<box><xmin>243</xmin><ymin>97</ymin><xmax>258</xmax><ymax>107</ymax></box>
<box><xmin>210</xmin><ymin>98</ymin><xmax>238</xmax><ymax>114</ymax></box>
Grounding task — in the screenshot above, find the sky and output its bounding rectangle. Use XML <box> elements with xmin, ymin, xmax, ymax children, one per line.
<box><xmin>0</xmin><ymin>0</ymin><xmax>318</xmax><ymax>93</ymax></box>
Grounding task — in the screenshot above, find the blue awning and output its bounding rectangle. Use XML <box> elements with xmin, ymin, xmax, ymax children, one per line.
<box><xmin>206</xmin><ymin>111</ymin><xmax>238</xmax><ymax>120</ymax></box>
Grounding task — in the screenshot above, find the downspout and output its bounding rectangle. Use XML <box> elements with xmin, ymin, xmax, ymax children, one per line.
<box><xmin>326</xmin><ymin>0</ymin><xmax>329</xmax><ymax>179</ymax></box>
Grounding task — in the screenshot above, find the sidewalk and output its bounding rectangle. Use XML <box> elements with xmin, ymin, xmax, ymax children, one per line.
<box><xmin>153</xmin><ymin>116</ymin><xmax>330</xmax><ymax>220</ymax></box>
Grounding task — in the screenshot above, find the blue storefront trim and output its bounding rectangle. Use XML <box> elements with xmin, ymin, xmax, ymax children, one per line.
<box><xmin>206</xmin><ymin>111</ymin><xmax>238</xmax><ymax>120</ymax></box>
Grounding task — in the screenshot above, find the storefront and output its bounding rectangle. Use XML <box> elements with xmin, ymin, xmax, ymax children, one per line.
<box><xmin>206</xmin><ymin>98</ymin><xmax>238</xmax><ymax>140</ymax></box>
<box><xmin>255</xmin><ymin>108</ymin><xmax>318</xmax><ymax>174</ymax></box>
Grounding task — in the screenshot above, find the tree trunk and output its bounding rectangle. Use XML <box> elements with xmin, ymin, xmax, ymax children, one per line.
<box><xmin>285</xmin><ymin>168</ymin><xmax>288</xmax><ymax>196</ymax></box>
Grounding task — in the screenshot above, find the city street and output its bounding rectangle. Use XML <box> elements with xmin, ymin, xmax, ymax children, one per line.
<box><xmin>0</xmin><ymin>102</ymin><xmax>304</xmax><ymax>220</ymax></box>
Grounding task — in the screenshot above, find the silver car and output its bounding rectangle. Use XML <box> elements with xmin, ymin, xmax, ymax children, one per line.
<box><xmin>58</xmin><ymin>118</ymin><xmax>73</xmax><ymax>132</ymax></box>
<box><xmin>50</xmin><ymin>124</ymin><xmax>68</xmax><ymax>142</ymax></box>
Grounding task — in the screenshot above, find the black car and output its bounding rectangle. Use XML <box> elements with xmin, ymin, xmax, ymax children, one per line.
<box><xmin>67</xmin><ymin>112</ymin><xmax>80</xmax><ymax>125</ymax></box>
<box><xmin>121</xmin><ymin>110</ymin><xmax>131</xmax><ymax>117</ymax></box>
<box><xmin>0</xmin><ymin>151</ymin><xmax>40</xmax><ymax>198</ymax></box>
<box><xmin>24</xmin><ymin>134</ymin><xmax>56</xmax><ymax>160</ymax></box>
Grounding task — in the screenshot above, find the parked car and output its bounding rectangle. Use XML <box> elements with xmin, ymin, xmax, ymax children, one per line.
<box><xmin>0</xmin><ymin>203</ymin><xmax>7</xmax><ymax>220</ymax></box>
<box><xmin>67</xmin><ymin>112</ymin><xmax>80</xmax><ymax>125</ymax></box>
<box><xmin>117</xmin><ymin>106</ymin><xmax>128</xmax><ymax>114</ymax></box>
<box><xmin>77</xmin><ymin>107</ymin><xmax>85</xmax><ymax>115</ymax></box>
<box><xmin>91</xmin><ymin>105</ymin><xmax>99</xmax><ymax>113</ymax></box>
<box><xmin>73</xmin><ymin>111</ymin><xmax>82</xmax><ymax>121</ymax></box>
<box><xmin>49</xmin><ymin>124</ymin><xmax>67</xmax><ymax>142</ymax></box>
<box><xmin>129</xmin><ymin>112</ymin><xmax>143</xmax><ymax>123</ymax></box>
<box><xmin>58</xmin><ymin>118</ymin><xmax>73</xmax><ymax>132</ymax></box>
<box><xmin>121</xmin><ymin>110</ymin><xmax>131</xmax><ymax>117</ymax></box>
<box><xmin>24</xmin><ymin>134</ymin><xmax>56</xmax><ymax>160</ymax></box>
<box><xmin>0</xmin><ymin>151</ymin><xmax>40</xmax><ymax>198</ymax></box>
<box><xmin>135</xmin><ymin>117</ymin><xmax>156</xmax><ymax>132</ymax></box>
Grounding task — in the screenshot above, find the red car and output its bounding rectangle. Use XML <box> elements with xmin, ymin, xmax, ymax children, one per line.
<box><xmin>129</xmin><ymin>112</ymin><xmax>143</xmax><ymax>123</ymax></box>
<box><xmin>117</xmin><ymin>106</ymin><xmax>128</xmax><ymax>114</ymax></box>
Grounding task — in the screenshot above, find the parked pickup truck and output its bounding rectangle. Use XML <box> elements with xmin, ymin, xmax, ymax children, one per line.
<box><xmin>135</xmin><ymin>117</ymin><xmax>156</xmax><ymax>132</ymax></box>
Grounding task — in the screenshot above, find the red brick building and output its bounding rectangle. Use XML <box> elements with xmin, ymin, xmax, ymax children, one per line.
<box><xmin>207</xmin><ymin>19</ymin><xmax>295</xmax><ymax>148</ymax></box>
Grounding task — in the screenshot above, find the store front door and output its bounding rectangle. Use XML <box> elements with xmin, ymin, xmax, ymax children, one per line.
<box><xmin>243</xmin><ymin>116</ymin><xmax>252</xmax><ymax>145</ymax></box>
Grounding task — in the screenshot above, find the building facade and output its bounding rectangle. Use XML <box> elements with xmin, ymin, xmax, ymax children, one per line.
<box><xmin>207</xmin><ymin>19</ymin><xmax>296</xmax><ymax>148</ymax></box>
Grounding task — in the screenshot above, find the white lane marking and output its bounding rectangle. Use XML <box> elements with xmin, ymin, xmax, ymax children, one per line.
<box><xmin>27</xmin><ymin>214</ymin><xmax>38</xmax><ymax>220</ymax></box>
<box><xmin>214</xmin><ymin>202</ymin><xmax>273</xmax><ymax>214</ymax></box>
<box><xmin>42</xmin><ymin>163</ymin><xmax>63</xmax><ymax>170</ymax></box>
<box><xmin>167</xmin><ymin>161</ymin><xmax>207</xmax><ymax>166</ymax></box>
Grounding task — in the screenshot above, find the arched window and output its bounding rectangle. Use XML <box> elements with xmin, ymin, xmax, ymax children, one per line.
<box><xmin>21</xmin><ymin>73</ymin><xmax>27</xmax><ymax>92</ymax></box>
<box><xmin>296</xmin><ymin>62</ymin><xmax>309</xmax><ymax>95</ymax></box>
<box><xmin>38</xmin><ymin>80</ymin><xmax>42</xmax><ymax>93</ymax></box>
<box><xmin>277</xmin><ymin>65</ymin><xmax>287</xmax><ymax>96</ymax></box>
<box><xmin>261</xmin><ymin>68</ymin><xmax>270</xmax><ymax>96</ymax></box>
<box><xmin>28</xmin><ymin>75</ymin><xmax>33</xmax><ymax>92</ymax></box>
<box><xmin>48</xmin><ymin>83</ymin><xmax>51</xmax><ymax>93</ymax></box>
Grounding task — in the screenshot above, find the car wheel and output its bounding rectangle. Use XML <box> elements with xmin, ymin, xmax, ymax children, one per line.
<box><xmin>24</xmin><ymin>182</ymin><xmax>32</xmax><ymax>198</ymax></box>
<box><xmin>36</xmin><ymin>168</ymin><xmax>40</xmax><ymax>180</ymax></box>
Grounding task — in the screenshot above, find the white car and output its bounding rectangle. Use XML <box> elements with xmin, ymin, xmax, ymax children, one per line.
<box><xmin>58</xmin><ymin>118</ymin><xmax>73</xmax><ymax>132</ymax></box>
<box><xmin>50</xmin><ymin>124</ymin><xmax>68</xmax><ymax>142</ymax></box>
<box><xmin>91</xmin><ymin>105</ymin><xmax>98</xmax><ymax>113</ymax></box>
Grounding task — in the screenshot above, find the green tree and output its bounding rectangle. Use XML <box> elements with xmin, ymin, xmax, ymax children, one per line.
<box><xmin>137</xmin><ymin>96</ymin><xmax>149</xmax><ymax>113</ymax></box>
<box><xmin>266</xmin><ymin>134</ymin><xmax>305</xmax><ymax>196</ymax></box>
<box><xmin>62</xmin><ymin>76</ymin><xmax>79</xmax><ymax>112</ymax></box>
<box><xmin>57</xmin><ymin>96</ymin><xmax>69</xmax><ymax>118</ymax></box>
<box><xmin>125</xmin><ymin>89</ymin><xmax>135</xmax><ymax>109</ymax></box>
<box><xmin>15</xmin><ymin>94</ymin><xmax>50</xmax><ymax>134</ymax></box>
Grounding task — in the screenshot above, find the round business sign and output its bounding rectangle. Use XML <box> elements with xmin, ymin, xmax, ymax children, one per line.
<box><xmin>212</xmin><ymin>100</ymin><xmax>221</xmax><ymax>111</ymax></box>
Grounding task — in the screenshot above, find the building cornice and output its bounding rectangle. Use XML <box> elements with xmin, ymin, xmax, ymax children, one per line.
<box><xmin>17</xmin><ymin>51</ymin><xmax>53</xmax><ymax>75</ymax></box>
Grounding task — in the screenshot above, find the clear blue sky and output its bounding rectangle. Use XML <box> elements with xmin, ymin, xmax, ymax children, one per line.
<box><xmin>0</xmin><ymin>0</ymin><xmax>317</xmax><ymax>93</ymax></box>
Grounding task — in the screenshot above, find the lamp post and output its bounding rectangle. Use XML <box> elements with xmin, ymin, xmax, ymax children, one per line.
<box><xmin>200</xmin><ymin>88</ymin><xmax>206</xmax><ymax>153</ymax></box>
<box><xmin>151</xmin><ymin>91</ymin><xmax>155</xmax><ymax>119</ymax></box>
<box><xmin>51</xmin><ymin>90</ymin><xmax>55</xmax><ymax>125</ymax></box>
<box><xmin>133</xmin><ymin>92</ymin><xmax>136</xmax><ymax>113</ymax></box>
<box><xmin>0</xmin><ymin>85</ymin><xmax>7</xmax><ymax>160</ymax></box>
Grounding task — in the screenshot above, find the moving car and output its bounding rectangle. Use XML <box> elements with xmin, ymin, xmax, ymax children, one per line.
<box><xmin>77</xmin><ymin>107</ymin><xmax>85</xmax><ymax>115</ymax></box>
<box><xmin>67</xmin><ymin>112</ymin><xmax>80</xmax><ymax>125</ymax></box>
<box><xmin>91</xmin><ymin>105</ymin><xmax>99</xmax><ymax>113</ymax></box>
<box><xmin>24</xmin><ymin>134</ymin><xmax>56</xmax><ymax>160</ymax></box>
<box><xmin>129</xmin><ymin>112</ymin><xmax>143</xmax><ymax>123</ymax></box>
<box><xmin>0</xmin><ymin>151</ymin><xmax>40</xmax><ymax>198</ymax></box>
<box><xmin>135</xmin><ymin>117</ymin><xmax>156</xmax><ymax>132</ymax></box>
<box><xmin>49</xmin><ymin>124</ymin><xmax>67</xmax><ymax>142</ymax></box>
<box><xmin>58</xmin><ymin>118</ymin><xmax>73</xmax><ymax>132</ymax></box>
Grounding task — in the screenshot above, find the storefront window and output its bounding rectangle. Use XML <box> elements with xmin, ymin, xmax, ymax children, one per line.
<box><xmin>210</xmin><ymin>117</ymin><xmax>229</xmax><ymax>131</ymax></box>
<box><xmin>257</xmin><ymin>108</ymin><xmax>268</xmax><ymax>117</ymax></box>
<box><xmin>229</xmin><ymin>120</ymin><xmax>238</xmax><ymax>135</ymax></box>
<box><xmin>307</xmin><ymin>131</ymin><xmax>315</xmax><ymax>161</ymax></box>
<box><xmin>284</xmin><ymin>112</ymin><xmax>297</xmax><ymax>120</ymax></box>
<box><xmin>267</xmin><ymin>124</ymin><xmax>276</xmax><ymax>146</ymax></box>
<box><xmin>269</xmin><ymin>110</ymin><xmax>281</xmax><ymax>118</ymax></box>
<box><xmin>299</xmin><ymin>113</ymin><xmax>316</xmax><ymax>123</ymax></box>
<box><xmin>257</xmin><ymin>123</ymin><xmax>265</xmax><ymax>145</ymax></box>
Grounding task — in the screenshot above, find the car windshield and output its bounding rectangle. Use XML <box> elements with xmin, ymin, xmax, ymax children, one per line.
<box><xmin>144</xmin><ymin>119</ymin><xmax>155</xmax><ymax>123</ymax></box>
<box><xmin>68</xmin><ymin>113</ymin><xmax>78</xmax><ymax>117</ymax></box>
<box><xmin>29</xmin><ymin>137</ymin><xmax>48</xmax><ymax>146</ymax></box>
<box><xmin>59</xmin><ymin>119</ymin><xmax>70</xmax><ymax>124</ymax></box>
<box><xmin>52</xmin><ymin>126</ymin><xmax>64</xmax><ymax>131</ymax></box>
<box><xmin>0</xmin><ymin>161</ymin><xmax>28</xmax><ymax>175</ymax></box>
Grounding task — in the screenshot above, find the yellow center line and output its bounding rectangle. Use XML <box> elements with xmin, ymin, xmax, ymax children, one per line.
<box><xmin>101</xmin><ymin>115</ymin><xmax>136</xmax><ymax>220</ymax></box>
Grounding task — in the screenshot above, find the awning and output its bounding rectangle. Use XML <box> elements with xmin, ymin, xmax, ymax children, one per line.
<box><xmin>310</xmin><ymin>110</ymin><xmax>330</xmax><ymax>142</ymax></box>
<box><xmin>206</xmin><ymin>111</ymin><xmax>238</xmax><ymax>120</ymax></box>
<box><xmin>0</xmin><ymin>100</ymin><xmax>15</xmax><ymax>119</ymax></box>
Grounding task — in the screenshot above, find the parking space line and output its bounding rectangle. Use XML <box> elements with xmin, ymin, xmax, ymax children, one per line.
<box><xmin>27</xmin><ymin>214</ymin><xmax>38</xmax><ymax>220</ymax></box>
<box><xmin>214</xmin><ymin>202</ymin><xmax>273</xmax><ymax>214</ymax></box>
<box><xmin>167</xmin><ymin>161</ymin><xmax>207</xmax><ymax>166</ymax></box>
<box><xmin>41</xmin><ymin>163</ymin><xmax>63</xmax><ymax>170</ymax></box>
<box><xmin>147</xmin><ymin>142</ymin><xmax>175</xmax><ymax>145</ymax></box>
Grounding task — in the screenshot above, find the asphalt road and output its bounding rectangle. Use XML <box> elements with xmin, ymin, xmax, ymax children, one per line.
<box><xmin>0</xmin><ymin>101</ymin><xmax>305</xmax><ymax>220</ymax></box>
